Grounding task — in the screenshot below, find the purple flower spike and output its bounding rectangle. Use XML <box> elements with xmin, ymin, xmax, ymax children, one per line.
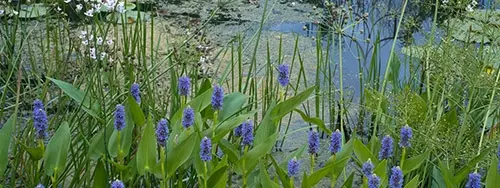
<box><xmin>33</xmin><ymin>99</ymin><xmax>44</xmax><ymax>111</ymax></box>
<box><xmin>465</xmin><ymin>172</ymin><xmax>481</xmax><ymax>188</ymax></box>
<box><xmin>178</xmin><ymin>76</ymin><xmax>191</xmax><ymax>96</ymax></box>
<box><xmin>241</xmin><ymin>120</ymin><xmax>254</xmax><ymax>146</ymax></box>
<box><xmin>399</xmin><ymin>125</ymin><xmax>413</xmax><ymax>148</ymax></box>
<box><xmin>114</xmin><ymin>104</ymin><xmax>126</xmax><ymax>131</ymax></box>
<box><xmin>389</xmin><ymin>166</ymin><xmax>403</xmax><ymax>188</ymax></box>
<box><xmin>33</xmin><ymin>100</ymin><xmax>48</xmax><ymax>139</ymax></box>
<box><xmin>211</xmin><ymin>85</ymin><xmax>224</xmax><ymax>111</ymax></box>
<box><xmin>35</xmin><ymin>184</ymin><xmax>45</xmax><ymax>188</ymax></box>
<box><xmin>111</xmin><ymin>179</ymin><xmax>125</xmax><ymax>188</ymax></box>
<box><xmin>130</xmin><ymin>83</ymin><xmax>141</xmax><ymax>103</ymax></box>
<box><xmin>200</xmin><ymin>137</ymin><xmax>212</xmax><ymax>161</ymax></box>
<box><xmin>234</xmin><ymin>124</ymin><xmax>243</xmax><ymax>137</ymax></box>
<box><xmin>379</xmin><ymin>135</ymin><xmax>393</xmax><ymax>160</ymax></box>
<box><xmin>288</xmin><ymin>157</ymin><xmax>299</xmax><ymax>177</ymax></box>
<box><xmin>156</xmin><ymin>119</ymin><xmax>169</xmax><ymax>147</ymax></box>
<box><xmin>182</xmin><ymin>106</ymin><xmax>194</xmax><ymax>129</ymax></box>
<box><xmin>329</xmin><ymin>129</ymin><xmax>342</xmax><ymax>154</ymax></box>
<box><xmin>362</xmin><ymin>159</ymin><xmax>374</xmax><ymax>177</ymax></box>
<box><xmin>277</xmin><ymin>64</ymin><xmax>290</xmax><ymax>87</ymax></box>
<box><xmin>308</xmin><ymin>131</ymin><xmax>320</xmax><ymax>155</ymax></box>
<box><xmin>368</xmin><ymin>174</ymin><xmax>380</xmax><ymax>188</ymax></box>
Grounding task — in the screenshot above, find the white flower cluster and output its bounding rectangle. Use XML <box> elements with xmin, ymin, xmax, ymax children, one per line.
<box><xmin>79</xmin><ymin>30</ymin><xmax>114</xmax><ymax>61</ymax></box>
<box><xmin>466</xmin><ymin>0</ymin><xmax>478</xmax><ymax>12</ymax></box>
<box><xmin>67</xmin><ymin>0</ymin><xmax>126</xmax><ymax>17</ymax></box>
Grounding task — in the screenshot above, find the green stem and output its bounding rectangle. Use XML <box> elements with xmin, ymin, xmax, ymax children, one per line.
<box><xmin>204</xmin><ymin>162</ymin><xmax>208</xmax><ymax>188</ymax></box>
<box><xmin>331</xmin><ymin>155</ymin><xmax>336</xmax><ymax>188</ymax></box>
<box><xmin>400</xmin><ymin>148</ymin><xmax>407</xmax><ymax>169</ymax></box>
<box><xmin>310</xmin><ymin>154</ymin><xmax>315</xmax><ymax>174</ymax></box>
<box><xmin>242</xmin><ymin>146</ymin><xmax>248</xmax><ymax>188</ymax></box>
<box><xmin>212</xmin><ymin>111</ymin><xmax>218</xmax><ymax>139</ymax></box>
<box><xmin>290</xmin><ymin>177</ymin><xmax>294</xmax><ymax>187</ymax></box>
<box><xmin>475</xmin><ymin>65</ymin><xmax>500</xmax><ymax>171</ymax></box>
<box><xmin>160</xmin><ymin>147</ymin><xmax>166</xmax><ymax>187</ymax></box>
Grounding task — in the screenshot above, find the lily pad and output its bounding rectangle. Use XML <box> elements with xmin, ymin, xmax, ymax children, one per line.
<box><xmin>100</xmin><ymin>2</ymin><xmax>136</xmax><ymax>13</ymax></box>
<box><xmin>18</xmin><ymin>4</ymin><xmax>48</xmax><ymax>19</ymax></box>
<box><xmin>106</xmin><ymin>11</ymin><xmax>151</xmax><ymax>24</ymax></box>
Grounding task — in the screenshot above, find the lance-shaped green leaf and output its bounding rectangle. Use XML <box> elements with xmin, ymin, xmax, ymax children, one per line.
<box><xmin>47</xmin><ymin>77</ymin><xmax>101</xmax><ymax>121</ymax></box>
<box><xmin>486</xmin><ymin>157</ymin><xmax>500</xmax><ymax>188</ymax></box>
<box><xmin>128</xmin><ymin>95</ymin><xmax>145</xmax><ymax>126</ymax></box>
<box><xmin>108</xmin><ymin>106</ymin><xmax>135</xmax><ymax>158</ymax></box>
<box><xmin>0</xmin><ymin>114</ymin><xmax>16</xmax><ymax>175</ymax></box>
<box><xmin>44</xmin><ymin>122</ymin><xmax>71</xmax><ymax>177</ymax></box>
<box><xmin>354</xmin><ymin>139</ymin><xmax>379</xmax><ymax>165</ymax></box>
<box><xmin>293</xmin><ymin>109</ymin><xmax>331</xmax><ymax>135</ymax></box>
<box><xmin>92</xmin><ymin>160</ymin><xmax>107</xmax><ymax>188</ymax></box>
<box><xmin>165</xmin><ymin>133</ymin><xmax>196</xmax><ymax>178</ymax></box>
<box><xmin>403</xmin><ymin>150</ymin><xmax>430</xmax><ymax>174</ymax></box>
<box><xmin>270</xmin><ymin>86</ymin><xmax>314</xmax><ymax>122</ymax></box>
<box><xmin>136</xmin><ymin>116</ymin><xmax>157</xmax><ymax>175</ymax></box>
<box><xmin>218</xmin><ymin>92</ymin><xmax>249</xmax><ymax>121</ymax></box>
<box><xmin>404</xmin><ymin>175</ymin><xmax>420</xmax><ymax>188</ymax></box>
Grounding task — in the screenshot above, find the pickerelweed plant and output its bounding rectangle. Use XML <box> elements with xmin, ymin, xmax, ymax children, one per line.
<box><xmin>1</xmin><ymin>0</ymin><xmax>500</xmax><ymax>187</ymax></box>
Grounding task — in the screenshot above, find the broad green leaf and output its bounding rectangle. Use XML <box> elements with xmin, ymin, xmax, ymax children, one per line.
<box><xmin>437</xmin><ymin>109</ymin><xmax>458</xmax><ymax>128</ymax></box>
<box><xmin>208</xmin><ymin>165</ymin><xmax>228</xmax><ymax>187</ymax></box>
<box><xmin>254</xmin><ymin>101</ymin><xmax>277</xmax><ymax>147</ymax></box>
<box><xmin>308</xmin><ymin>157</ymin><xmax>350</xmax><ymax>186</ymax></box>
<box><xmin>340</xmin><ymin>172</ymin><xmax>354</xmax><ymax>188</ymax></box>
<box><xmin>431</xmin><ymin>166</ymin><xmax>446</xmax><ymax>188</ymax></box>
<box><xmin>301</xmin><ymin>172</ymin><xmax>309</xmax><ymax>188</ymax></box>
<box><xmin>486</xmin><ymin>157</ymin><xmax>500</xmax><ymax>188</ymax></box>
<box><xmin>368</xmin><ymin>136</ymin><xmax>381</xmax><ymax>155</ymax></box>
<box><xmin>293</xmin><ymin>109</ymin><xmax>331</xmax><ymax>135</ymax></box>
<box><xmin>270</xmin><ymin>155</ymin><xmax>291</xmax><ymax>188</ymax></box>
<box><xmin>374</xmin><ymin>160</ymin><xmax>388</xmax><ymax>187</ymax></box>
<box><xmin>404</xmin><ymin>175</ymin><xmax>420</xmax><ymax>188</ymax></box>
<box><xmin>92</xmin><ymin>160</ymin><xmax>107</xmax><ymax>188</ymax></box>
<box><xmin>44</xmin><ymin>122</ymin><xmax>71</xmax><ymax>176</ymax></box>
<box><xmin>218</xmin><ymin>92</ymin><xmax>249</xmax><ymax>121</ymax></box>
<box><xmin>237</xmin><ymin>133</ymin><xmax>278</xmax><ymax>174</ymax></box>
<box><xmin>108</xmin><ymin>107</ymin><xmax>135</xmax><ymax>158</ymax></box>
<box><xmin>170</xmin><ymin>89</ymin><xmax>213</xmax><ymax>134</ymax></box>
<box><xmin>136</xmin><ymin>116</ymin><xmax>157</xmax><ymax>175</ymax></box>
<box><xmin>438</xmin><ymin>161</ymin><xmax>456</xmax><ymax>188</ymax></box>
<box><xmin>21</xmin><ymin>145</ymin><xmax>44</xmax><ymax>161</ymax></box>
<box><xmin>402</xmin><ymin>150</ymin><xmax>430</xmax><ymax>174</ymax></box>
<box><xmin>208</xmin><ymin>110</ymin><xmax>257</xmax><ymax>143</ymax></box>
<box><xmin>404</xmin><ymin>92</ymin><xmax>427</xmax><ymax>125</ymax></box>
<box><xmin>88</xmin><ymin>121</ymin><xmax>114</xmax><ymax>160</ymax></box>
<box><xmin>128</xmin><ymin>95</ymin><xmax>145</xmax><ymax>126</ymax></box>
<box><xmin>354</xmin><ymin>139</ymin><xmax>379</xmax><ymax>165</ymax></box>
<box><xmin>47</xmin><ymin>77</ymin><xmax>101</xmax><ymax>121</ymax></box>
<box><xmin>218</xmin><ymin>139</ymin><xmax>240</xmax><ymax>163</ymax></box>
<box><xmin>270</xmin><ymin>86</ymin><xmax>314</xmax><ymax>122</ymax></box>
<box><xmin>165</xmin><ymin>133</ymin><xmax>196</xmax><ymax>178</ymax></box>
<box><xmin>0</xmin><ymin>114</ymin><xmax>15</xmax><ymax>175</ymax></box>
<box><xmin>259</xmin><ymin>162</ymin><xmax>278</xmax><ymax>188</ymax></box>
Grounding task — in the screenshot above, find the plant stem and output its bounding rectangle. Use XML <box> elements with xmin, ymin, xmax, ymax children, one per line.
<box><xmin>242</xmin><ymin>146</ymin><xmax>248</xmax><ymax>188</ymax></box>
<box><xmin>204</xmin><ymin>162</ymin><xmax>208</xmax><ymax>188</ymax></box>
<box><xmin>400</xmin><ymin>148</ymin><xmax>407</xmax><ymax>169</ymax></box>
<box><xmin>331</xmin><ymin>155</ymin><xmax>336</xmax><ymax>188</ymax></box>
<box><xmin>310</xmin><ymin>154</ymin><xmax>315</xmax><ymax>174</ymax></box>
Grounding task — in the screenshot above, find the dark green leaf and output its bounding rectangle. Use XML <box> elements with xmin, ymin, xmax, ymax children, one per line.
<box><xmin>0</xmin><ymin>114</ymin><xmax>15</xmax><ymax>174</ymax></box>
<box><xmin>270</xmin><ymin>86</ymin><xmax>314</xmax><ymax>122</ymax></box>
<box><xmin>340</xmin><ymin>172</ymin><xmax>354</xmax><ymax>188</ymax></box>
<box><xmin>374</xmin><ymin>160</ymin><xmax>388</xmax><ymax>187</ymax></box>
<box><xmin>270</xmin><ymin>155</ymin><xmax>291</xmax><ymax>188</ymax></box>
<box><xmin>44</xmin><ymin>122</ymin><xmax>71</xmax><ymax>176</ymax></box>
<box><xmin>208</xmin><ymin>165</ymin><xmax>228</xmax><ymax>187</ymax></box>
<box><xmin>404</xmin><ymin>175</ymin><xmax>420</xmax><ymax>188</ymax></box>
<box><xmin>92</xmin><ymin>160</ymin><xmax>107</xmax><ymax>188</ymax></box>
<box><xmin>128</xmin><ymin>95</ymin><xmax>145</xmax><ymax>126</ymax></box>
<box><xmin>293</xmin><ymin>109</ymin><xmax>331</xmax><ymax>135</ymax></box>
<box><xmin>486</xmin><ymin>157</ymin><xmax>500</xmax><ymax>188</ymax></box>
<box><xmin>165</xmin><ymin>133</ymin><xmax>196</xmax><ymax>178</ymax></box>
<box><xmin>136</xmin><ymin>116</ymin><xmax>157</xmax><ymax>175</ymax></box>
<box><xmin>218</xmin><ymin>92</ymin><xmax>249</xmax><ymax>121</ymax></box>
<box><xmin>402</xmin><ymin>150</ymin><xmax>430</xmax><ymax>174</ymax></box>
<box><xmin>218</xmin><ymin>139</ymin><xmax>240</xmax><ymax>163</ymax></box>
<box><xmin>354</xmin><ymin>139</ymin><xmax>379</xmax><ymax>165</ymax></box>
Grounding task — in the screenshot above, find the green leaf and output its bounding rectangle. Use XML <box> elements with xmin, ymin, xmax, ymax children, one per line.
<box><xmin>307</xmin><ymin>157</ymin><xmax>350</xmax><ymax>186</ymax></box>
<box><xmin>0</xmin><ymin>114</ymin><xmax>15</xmax><ymax>175</ymax></box>
<box><xmin>237</xmin><ymin>133</ymin><xmax>278</xmax><ymax>174</ymax></box>
<box><xmin>165</xmin><ymin>133</ymin><xmax>196</xmax><ymax>178</ymax></box>
<box><xmin>354</xmin><ymin>139</ymin><xmax>379</xmax><ymax>166</ymax></box>
<box><xmin>301</xmin><ymin>172</ymin><xmax>309</xmax><ymax>188</ymax></box>
<box><xmin>170</xmin><ymin>88</ymin><xmax>213</xmax><ymax>134</ymax></box>
<box><xmin>136</xmin><ymin>116</ymin><xmax>157</xmax><ymax>175</ymax></box>
<box><xmin>108</xmin><ymin>107</ymin><xmax>135</xmax><ymax>158</ymax></box>
<box><xmin>47</xmin><ymin>77</ymin><xmax>101</xmax><ymax>121</ymax></box>
<box><xmin>270</xmin><ymin>86</ymin><xmax>315</xmax><ymax>122</ymax></box>
<box><xmin>128</xmin><ymin>95</ymin><xmax>145</xmax><ymax>126</ymax></box>
<box><xmin>208</xmin><ymin>165</ymin><xmax>228</xmax><ymax>187</ymax></box>
<box><xmin>92</xmin><ymin>160</ymin><xmax>107</xmax><ymax>188</ymax></box>
<box><xmin>486</xmin><ymin>157</ymin><xmax>500</xmax><ymax>188</ymax></box>
<box><xmin>438</xmin><ymin>161</ymin><xmax>456</xmax><ymax>188</ymax></box>
<box><xmin>402</xmin><ymin>150</ymin><xmax>430</xmax><ymax>174</ymax></box>
<box><xmin>44</xmin><ymin>122</ymin><xmax>71</xmax><ymax>176</ymax></box>
<box><xmin>404</xmin><ymin>175</ymin><xmax>420</xmax><ymax>188</ymax></box>
<box><xmin>208</xmin><ymin>110</ymin><xmax>257</xmax><ymax>143</ymax></box>
<box><xmin>364</xmin><ymin>88</ymin><xmax>388</xmax><ymax>113</ymax></box>
<box><xmin>218</xmin><ymin>139</ymin><xmax>240</xmax><ymax>163</ymax></box>
<box><xmin>454</xmin><ymin>146</ymin><xmax>493</xmax><ymax>184</ymax></box>
<box><xmin>21</xmin><ymin>145</ymin><xmax>44</xmax><ymax>161</ymax></box>
<box><xmin>259</xmin><ymin>162</ymin><xmax>277</xmax><ymax>188</ymax></box>
<box><xmin>293</xmin><ymin>108</ymin><xmax>331</xmax><ymax>135</ymax></box>
<box><xmin>270</xmin><ymin>155</ymin><xmax>291</xmax><ymax>188</ymax></box>
<box><xmin>404</xmin><ymin>92</ymin><xmax>428</xmax><ymax>125</ymax></box>
<box><xmin>374</xmin><ymin>160</ymin><xmax>388</xmax><ymax>187</ymax></box>
<box><xmin>88</xmin><ymin>121</ymin><xmax>114</xmax><ymax>160</ymax></box>
<box><xmin>340</xmin><ymin>172</ymin><xmax>354</xmax><ymax>188</ymax></box>
<box><xmin>218</xmin><ymin>92</ymin><xmax>249</xmax><ymax>121</ymax></box>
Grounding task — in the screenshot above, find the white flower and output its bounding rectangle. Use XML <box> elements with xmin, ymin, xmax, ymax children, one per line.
<box><xmin>116</xmin><ymin>2</ymin><xmax>126</xmax><ymax>13</ymax></box>
<box><xmin>12</xmin><ymin>10</ymin><xmax>18</xmax><ymax>15</ymax></box>
<box><xmin>100</xmin><ymin>52</ymin><xmax>107</xmax><ymax>59</ymax></box>
<box><xmin>76</xmin><ymin>4</ymin><xmax>83</xmax><ymax>11</ymax></box>
<box><xmin>107</xmin><ymin>39</ymin><xmax>113</xmax><ymax>45</ymax></box>
<box><xmin>471</xmin><ymin>0</ymin><xmax>478</xmax><ymax>6</ymax></box>
<box><xmin>93</xmin><ymin>3</ymin><xmax>101</xmax><ymax>13</ymax></box>
<box><xmin>89</xmin><ymin>48</ymin><xmax>96</xmax><ymax>59</ymax></box>
<box><xmin>97</xmin><ymin>37</ymin><xmax>103</xmax><ymax>45</ymax></box>
<box><xmin>84</xmin><ymin>9</ymin><xmax>94</xmax><ymax>17</ymax></box>
<box><xmin>108</xmin><ymin>57</ymin><xmax>114</xmax><ymax>62</ymax></box>
<box><xmin>466</xmin><ymin>4</ymin><xmax>474</xmax><ymax>12</ymax></box>
<box><xmin>442</xmin><ymin>0</ymin><xmax>449</xmax><ymax>4</ymax></box>
<box><xmin>0</xmin><ymin>10</ymin><xmax>4</xmax><ymax>15</ymax></box>
<box><xmin>88</xmin><ymin>35</ymin><xmax>94</xmax><ymax>41</ymax></box>
<box><xmin>79</xmin><ymin>31</ymin><xmax>87</xmax><ymax>39</ymax></box>
<box><xmin>90</xmin><ymin>47</ymin><xmax>96</xmax><ymax>54</ymax></box>
<box><xmin>107</xmin><ymin>0</ymin><xmax>117</xmax><ymax>7</ymax></box>
<box><xmin>82</xmin><ymin>40</ymin><xmax>89</xmax><ymax>46</ymax></box>
<box><xmin>57</xmin><ymin>6</ymin><xmax>62</xmax><ymax>11</ymax></box>
<box><xmin>64</xmin><ymin>0</ymin><xmax>71</xmax><ymax>3</ymax></box>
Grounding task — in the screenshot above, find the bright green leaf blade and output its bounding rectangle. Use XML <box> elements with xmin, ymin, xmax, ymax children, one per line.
<box><xmin>92</xmin><ymin>160</ymin><xmax>107</xmax><ymax>188</ymax></box>
<box><xmin>402</xmin><ymin>150</ymin><xmax>430</xmax><ymax>175</ymax></box>
<box><xmin>165</xmin><ymin>133</ymin><xmax>196</xmax><ymax>178</ymax></box>
<box><xmin>404</xmin><ymin>175</ymin><xmax>420</xmax><ymax>188</ymax></box>
<box><xmin>454</xmin><ymin>146</ymin><xmax>493</xmax><ymax>184</ymax></box>
<box><xmin>270</xmin><ymin>155</ymin><xmax>291</xmax><ymax>188</ymax></box>
<box><xmin>270</xmin><ymin>86</ymin><xmax>314</xmax><ymax>122</ymax></box>
<box><xmin>354</xmin><ymin>139</ymin><xmax>379</xmax><ymax>165</ymax></box>
<box><xmin>136</xmin><ymin>116</ymin><xmax>157</xmax><ymax>175</ymax></box>
<box><xmin>208</xmin><ymin>165</ymin><xmax>228</xmax><ymax>187</ymax></box>
<box><xmin>108</xmin><ymin>107</ymin><xmax>135</xmax><ymax>158</ymax></box>
<box><xmin>374</xmin><ymin>160</ymin><xmax>388</xmax><ymax>187</ymax></box>
<box><xmin>0</xmin><ymin>114</ymin><xmax>16</xmax><ymax>175</ymax></box>
<box><xmin>218</xmin><ymin>92</ymin><xmax>249</xmax><ymax>121</ymax></box>
<box><xmin>340</xmin><ymin>172</ymin><xmax>354</xmax><ymax>188</ymax></box>
<box><xmin>486</xmin><ymin>157</ymin><xmax>500</xmax><ymax>188</ymax></box>
<box><xmin>307</xmin><ymin>157</ymin><xmax>350</xmax><ymax>186</ymax></box>
<box><xmin>128</xmin><ymin>96</ymin><xmax>146</xmax><ymax>126</ymax></box>
<box><xmin>293</xmin><ymin>108</ymin><xmax>331</xmax><ymax>135</ymax></box>
<box><xmin>88</xmin><ymin>121</ymin><xmax>114</xmax><ymax>160</ymax></box>
<box><xmin>209</xmin><ymin>110</ymin><xmax>257</xmax><ymax>143</ymax></box>
<box><xmin>44</xmin><ymin>122</ymin><xmax>71</xmax><ymax>176</ymax></box>
<box><xmin>47</xmin><ymin>77</ymin><xmax>101</xmax><ymax>121</ymax></box>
